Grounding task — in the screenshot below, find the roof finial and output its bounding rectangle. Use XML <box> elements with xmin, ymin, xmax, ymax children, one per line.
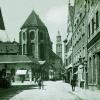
<box><xmin>69</xmin><ymin>0</ymin><xmax>70</xmax><ymax>6</ymax></box>
<box><xmin>57</xmin><ymin>30</ymin><xmax>61</xmax><ymax>36</ymax></box>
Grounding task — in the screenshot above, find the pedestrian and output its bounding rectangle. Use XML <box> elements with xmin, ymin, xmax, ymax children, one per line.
<box><xmin>41</xmin><ymin>78</ymin><xmax>44</xmax><ymax>89</ymax></box>
<box><xmin>71</xmin><ymin>77</ymin><xmax>76</xmax><ymax>91</ymax></box>
<box><xmin>38</xmin><ymin>77</ymin><xmax>42</xmax><ymax>89</ymax></box>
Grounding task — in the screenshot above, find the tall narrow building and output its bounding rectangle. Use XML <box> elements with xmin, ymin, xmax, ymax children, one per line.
<box><xmin>56</xmin><ymin>30</ymin><xmax>62</xmax><ymax>59</ymax></box>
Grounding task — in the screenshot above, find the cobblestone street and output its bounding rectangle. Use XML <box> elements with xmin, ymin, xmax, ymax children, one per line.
<box><xmin>1</xmin><ymin>81</ymin><xmax>100</xmax><ymax>100</ymax></box>
<box><xmin>0</xmin><ymin>81</ymin><xmax>82</xmax><ymax>100</ymax></box>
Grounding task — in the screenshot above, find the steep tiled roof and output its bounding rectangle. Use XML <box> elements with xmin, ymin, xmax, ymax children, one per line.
<box><xmin>21</xmin><ymin>10</ymin><xmax>47</xmax><ymax>29</ymax></box>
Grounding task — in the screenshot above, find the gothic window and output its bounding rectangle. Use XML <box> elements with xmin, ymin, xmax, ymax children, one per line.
<box><xmin>23</xmin><ymin>32</ymin><xmax>25</xmax><ymax>40</ymax></box>
<box><xmin>96</xmin><ymin>11</ymin><xmax>99</xmax><ymax>29</ymax></box>
<box><xmin>88</xmin><ymin>23</ymin><xmax>90</xmax><ymax>38</ymax></box>
<box><xmin>31</xmin><ymin>43</ymin><xmax>35</xmax><ymax>57</ymax></box>
<box><xmin>92</xmin><ymin>18</ymin><xmax>94</xmax><ymax>34</ymax></box>
<box><xmin>23</xmin><ymin>44</ymin><xmax>25</xmax><ymax>54</ymax></box>
<box><xmin>40</xmin><ymin>32</ymin><xmax>43</xmax><ymax>40</ymax></box>
<box><xmin>39</xmin><ymin>31</ymin><xmax>44</xmax><ymax>40</ymax></box>
<box><xmin>30</xmin><ymin>31</ymin><xmax>35</xmax><ymax>40</ymax></box>
<box><xmin>40</xmin><ymin>44</ymin><xmax>45</xmax><ymax>60</ymax></box>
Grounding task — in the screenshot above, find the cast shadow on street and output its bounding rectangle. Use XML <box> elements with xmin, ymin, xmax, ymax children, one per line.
<box><xmin>0</xmin><ymin>84</ymin><xmax>38</xmax><ymax>100</ymax></box>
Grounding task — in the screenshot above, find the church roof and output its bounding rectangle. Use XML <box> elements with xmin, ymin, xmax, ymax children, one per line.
<box><xmin>21</xmin><ymin>10</ymin><xmax>47</xmax><ymax>29</ymax></box>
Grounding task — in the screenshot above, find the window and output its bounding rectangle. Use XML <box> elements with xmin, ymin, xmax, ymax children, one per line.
<box><xmin>30</xmin><ymin>43</ymin><xmax>35</xmax><ymax>57</ymax></box>
<box><xmin>96</xmin><ymin>11</ymin><xmax>99</xmax><ymax>29</ymax></box>
<box><xmin>93</xmin><ymin>55</ymin><xmax>96</xmax><ymax>84</ymax></box>
<box><xmin>30</xmin><ymin>31</ymin><xmax>35</xmax><ymax>40</ymax></box>
<box><xmin>40</xmin><ymin>32</ymin><xmax>43</xmax><ymax>40</ymax></box>
<box><xmin>23</xmin><ymin>32</ymin><xmax>25</xmax><ymax>40</ymax></box>
<box><xmin>40</xmin><ymin>44</ymin><xmax>45</xmax><ymax>60</ymax></box>
<box><xmin>92</xmin><ymin>18</ymin><xmax>94</xmax><ymax>34</ymax></box>
<box><xmin>23</xmin><ymin>44</ymin><xmax>25</xmax><ymax>54</ymax></box>
<box><xmin>88</xmin><ymin>23</ymin><xmax>90</xmax><ymax>38</ymax></box>
<box><xmin>88</xmin><ymin>57</ymin><xmax>92</xmax><ymax>84</ymax></box>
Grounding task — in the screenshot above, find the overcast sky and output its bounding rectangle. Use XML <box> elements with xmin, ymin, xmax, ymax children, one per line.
<box><xmin>0</xmin><ymin>0</ymin><xmax>74</xmax><ymax>53</ymax></box>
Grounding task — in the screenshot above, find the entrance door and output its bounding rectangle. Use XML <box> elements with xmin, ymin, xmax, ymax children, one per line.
<box><xmin>97</xmin><ymin>52</ymin><xmax>100</xmax><ymax>88</ymax></box>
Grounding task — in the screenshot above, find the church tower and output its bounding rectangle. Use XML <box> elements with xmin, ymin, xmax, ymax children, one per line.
<box><xmin>56</xmin><ymin>30</ymin><xmax>62</xmax><ymax>59</ymax></box>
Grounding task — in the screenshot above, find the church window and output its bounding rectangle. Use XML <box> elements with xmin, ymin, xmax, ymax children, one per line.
<box><xmin>30</xmin><ymin>31</ymin><xmax>35</xmax><ymax>40</ymax></box>
<box><xmin>92</xmin><ymin>18</ymin><xmax>94</xmax><ymax>34</ymax></box>
<box><xmin>23</xmin><ymin>44</ymin><xmax>25</xmax><ymax>54</ymax></box>
<box><xmin>39</xmin><ymin>31</ymin><xmax>44</xmax><ymax>40</ymax></box>
<box><xmin>40</xmin><ymin>44</ymin><xmax>45</xmax><ymax>60</ymax></box>
<box><xmin>23</xmin><ymin>32</ymin><xmax>25</xmax><ymax>40</ymax></box>
<box><xmin>96</xmin><ymin>11</ymin><xmax>99</xmax><ymax>29</ymax></box>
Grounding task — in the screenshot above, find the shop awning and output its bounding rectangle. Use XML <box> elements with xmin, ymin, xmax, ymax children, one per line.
<box><xmin>38</xmin><ymin>61</ymin><xmax>46</xmax><ymax>65</ymax></box>
<box><xmin>65</xmin><ymin>63</ymin><xmax>72</xmax><ymax>69</ymax></box>
<box><xmin>16</xmin><ymin>70</ymin><xmax>27</xmax><ymax>75</ymax></box>
<box><xmin>0</xmin><ymin>55</ymin><xmax>32</xmax><ymax>64</ymax></box>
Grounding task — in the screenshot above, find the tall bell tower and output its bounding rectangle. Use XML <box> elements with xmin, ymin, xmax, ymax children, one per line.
<box><xmin>56</xmin><ymin>30</ymin><xmax>62</xmax><ymax>59</ymax></box>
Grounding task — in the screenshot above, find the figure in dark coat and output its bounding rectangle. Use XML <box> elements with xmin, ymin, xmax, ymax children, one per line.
<box><xmin>71</xmin><ymin>78</ymin><xmax>76</xmax><ymax>91</ymax></box>
<box><xmin>38</xmin><ymin>77</ymin><xmax>44</xmax><ymax>89</ymax></box>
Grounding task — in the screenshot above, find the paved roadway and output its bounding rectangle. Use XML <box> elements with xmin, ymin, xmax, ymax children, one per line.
<box><xmin>8</xmin><ymin>81</ymin><xmax>83</xmax><ymax>100</ymax></box>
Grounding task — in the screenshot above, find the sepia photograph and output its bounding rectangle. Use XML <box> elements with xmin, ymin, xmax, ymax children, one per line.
<box><xmin>0</xmin><ymin>0</ymin><xmax>100</xmax><ymax>100</ymax></box>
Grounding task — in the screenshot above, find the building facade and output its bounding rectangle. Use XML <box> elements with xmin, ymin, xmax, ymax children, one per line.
<box><xmin>72</xmin><ymin>0</ymin><xmax>88</xmax><ymax>88</ymax></box>
<box><xmin>63</xmin><ymin>2</ymin><xmax>74</xmax><ymax>83</ymax></box>
<box><xmin>87</xmin><ymin>0</ymin><xmax>100</xmax><ymax>90</ymax></box>
<box><xmin>56</xmin><ymin>31</ymin><xmax>62</xmax><ymax>59</ymax></box>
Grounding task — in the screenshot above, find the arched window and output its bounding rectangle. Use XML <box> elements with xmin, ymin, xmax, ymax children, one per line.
<box><xmin>23</xmin><ymin>44</ymin><xmax>25</xmax><ymax>54</ymax></box>
<box><xmin>23</xmin><ymin>32</ymin><xmax>25</xmax><ymax>40</ymax></box>
<box><xmin>39</xmin><ymin>31</ymin><xmax>43</xmax><ymax>40</ymax></box>
<box><xmin>40</xmin><ymin>43</ymin><xmax>45</xmax><ymax>60</ymax></box>
<box><xmin>30</xmin><ymin>31</ymin><xmax>35</xmax><ymax>40</ymax></box>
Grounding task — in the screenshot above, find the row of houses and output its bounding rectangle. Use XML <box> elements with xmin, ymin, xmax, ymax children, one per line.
<box><xmin>64</xmin><ymin>0</ymin><xmax>100</xmax><ymax>90</ymax></box>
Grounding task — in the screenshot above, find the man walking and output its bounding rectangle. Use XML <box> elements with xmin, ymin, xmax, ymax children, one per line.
<box><xmin>71</xmin><ymin>77</ymin><xmax>76</xmax><ymax>91</ymax></box>
<box><xmin>38</xmin><ymin>76</ymin><xmax>44</xmax><ymax>89</ymax></box>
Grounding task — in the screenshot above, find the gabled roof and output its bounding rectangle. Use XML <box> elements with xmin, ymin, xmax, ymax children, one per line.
<box><xmin>21</xmin><ymin>10</ymin><xmax>47</xmax><ymax>29</ymax></box>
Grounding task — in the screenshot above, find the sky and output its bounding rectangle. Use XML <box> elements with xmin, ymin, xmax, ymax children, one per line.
<box><xmin>0</xmin><ymin>0</ymin><xmax>74</xmax><ymax>54</ymax></box>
